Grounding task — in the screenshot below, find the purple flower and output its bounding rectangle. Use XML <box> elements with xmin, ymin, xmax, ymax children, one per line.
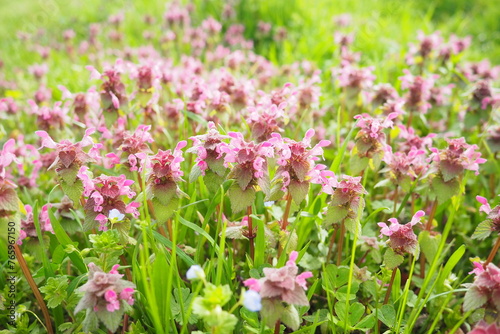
<box><xmin>378</xmin><ymin>210</ymin><xmax>425</xmax><ymax>256</ymax></box>
<box><xmin>464</xmin><ymin>263</ymin><xmax>500</xmax><ymax>314</ymax></box>
<box><xmin>244</xmin><ymin>251</ymin><xmax>312</xmax><ymax>306</ymax></box>
<box><xmin>429</xmin><ymin>137</ymin><xmax>487</xmax><ymax>179</ymax></box>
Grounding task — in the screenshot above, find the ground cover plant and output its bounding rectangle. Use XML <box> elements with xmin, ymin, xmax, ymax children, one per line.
<box><xmin>1</xmin><ymin>0</ymin><xmax>500</xmax><ymax>333</ymax></box>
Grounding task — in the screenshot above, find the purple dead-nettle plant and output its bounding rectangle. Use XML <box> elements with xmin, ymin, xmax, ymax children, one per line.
<box><xmin>220</xmin><ymin>131</ymin><xmax>274</xmax><ymax>213</ymax></box>
<box><xmin>463</xmin><ymin>262</ymin><xmax>500</xmax><ymax>322</ymax></box>
<box><xmin>244</xmin><ymin>251</ymin><xmax>312</xmax><ymax>331</ymax></box>
<box><xmin>78</xmin><ymin>167</ymin><xmax>140</xmax><ymax>233</ymax></box>
<box><xmin>438</xmin><ymin>34</ymin><xmax>471</xmax><ymax>63</ymax></box>
<box><xmin>428</xmin><ymin>137</ymin><xmax>486</xmax><ymax>203</ymax></box>
<box><xmin>321</xmin><ymin>174</ymin><xmax>367</xmax><ymax>264</ymax></box>
<box><xmin>28</xmin><ymin>100</ymin><xmax>70</xmax><ymax>132</ymax></box>
<box><xmin>465</xmin><ymin>80</ymin><xmax>500</xmax><ymax>128</ymax></box>
<box><xmin>268</xmin><ymin>129</ymin><xmax>330</xmax><ymax>228</ymax></box>
<box><xmin>405</xmin><ymin>31</ymin><xmax>443</xmax><ymax>66</ymax></box>
<box><xmin>381</xmin><ymin>146</ymin><xmax>427</xmax><ymax>193</ymax></box>
<box><xmin>459</xmin><ymin>59</ymin><xmax>500</xmax><ymax>82</ymax></box>
<box><xmin>75</xmin><ymin>263</ymin><xmax>135</xmax><ymax>333</ymax></box>
<box><xmin>188</xmin><ymin>121</ymin><xmax>229</xmax><ymax>192</ymax></box>
<box><xmin>334</xmin><ymin>64</ymin><xmax>376</xmax><ymax>110</ymax></box>
<box><xmin>473</xmin><ymin>196</ymin><xmax>500</xmax><ymax>267</ymax></box>
<box><xmin>147</xmin><ymin>141</ymin><xmax>187</xmax><ymax>223</ymax></box>
<box><xmin>371</xmin><ymin>83</ymin><xmax>400</xmax><ymax>109</ymax></box>
<box><xmin>106</xmin><ymin>124</ymin><xmax>154</xmax><ymax>172</ymax></box>
<box><xmin>399</xmin><ymin>70</ymin><xmax>438</xmax><ymax>125</ymax></box>
<box><xmin>350</xmin><ymin>112</ymin><xmax>399</xmax><ymax>174</ymax></box>
<box><xmin>36</xmin><ymin>128</ymin><xmax>102</xmax><ymax>204</ymax></box>
<box><xmin>397</xmin><ymin>125</ymin><xmax>436</xmax><ymax>154</ymax></box>
<box><xmin>378</xmin><ymin>210</ymin><xmax>425</xmax><ymax>257</ymax></box>
<box><xmin>246</xmin><ymin>102</ymin><xmax>287</xmax><ymax>143</ymax></box>
<box><xmin>57</xmin><ymin>85</ymin><xmax>100</xmax><ymax>123</ymax></box>
<box><xmin>18</xmin><ymin>204</ymin><xmax>54</xmax><ymax>245</ymax></box>
<box><xmin>86</xmin><ymin>59</ymin><xmax>128</xmax><ymax>126</ymax></box>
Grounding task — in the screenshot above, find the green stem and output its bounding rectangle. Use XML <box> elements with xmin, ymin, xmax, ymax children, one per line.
<box><xmin>395</xmin><ymin>255</ymin><xmax>417</xmax><ymax>332</ymax></box>
<box><xmin>337</xmin><ymin>221</ymin><xmax>345</xmax><ymax>266</ymax></box>
<box><xmin>247</xmin><ymin>206</ymin><xmax>255</xmax><ymax>262</ymax></box>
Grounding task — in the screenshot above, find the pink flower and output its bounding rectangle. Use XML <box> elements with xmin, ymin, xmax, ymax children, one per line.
<box><xmin>244</xmin><ymin>251</ymin><xmax>312</xmax><ymax>306</ymax></box>
<box><xmin>220</xmin><ymin>132</ymin><xmax>273</xmax><ymax>191</ymax></box>
<box><xmin>270</xmin><ymin>129</ymin><xmax>330</xmax><ymax>197</ymax></box>
<box><xmin>469</xmin><ymin>262</ymin><xmax>485</xmax><ymax>276</ymax></box>
<box><xmin>120</xmin><ymin>287</ymin><xmax>135</xmax><ymax>305</ymax></box>
<box><xmin>75</xmin><ymin>263</ymin><xmax>135</xmax><ymax>318</ymax></box>
<box><xmin>104</xmin><ymin>290</ymin><xmax>120</xmax><ymax>312</ymax></box>
<box><xmin>464</xmin><ymin>263</ymin><xmax>500</xmax><ymax>314</ymax></box>
<box><xmin>77</xmin><ymin>167</ymin><xmax>139</xmax><ymax>231</ymax></box>
<box><xmin>399</xmin><ymin>70</ymin><xmax>437</xmax><ymax>114</ymax></box>
<box><xmin>36</xmin><ymin>128</ymin><xmax>99</xmax><ymax>176</ymax></box>
<box><xmin>187</xmin><ymin>122</ymin><xmax>228</xmax><ymax>176</ymax></box>
<box><xmin>0</xmin><ymin>139</ymin><xmax>19</xmax><ymax>180</ymax></box>
<box><xmin>18</xmin><ymin>204</ymin><xmax>55</xmax><ymax>244</ymax></box>
<box><xmin>468</xmin><ymin>321</ymin><xmax>500</xmax><ymax>334</ymax></box>
<box><xmin>477</xmin><ymin>196</ymin><xmax>492</xmax><ymax>215</ymax></box>
<box><xmin>377</xmin><ymin>210</ymin><xmax>425</xmax><ymax>256</ymax></box>
<box><xmin>429</xmin><ymin>137</ymin><xmax>486</xmax><ymax>179</ymax></box>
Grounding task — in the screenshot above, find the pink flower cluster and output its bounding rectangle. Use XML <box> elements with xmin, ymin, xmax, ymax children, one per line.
<box><xmin>75</xmin><ymin>263</ymin><xmax>135</xmax><ymax>314</ymax></box>
<box><xmin>18</xmin><ymin>204</ymin><xmax>54</xmax><ymax>245</ymax></box>
<box><xmin>221</xmin><ymin>132</ymin><xmax>274</xmax><ymax>191</ymax></box>
<box><xmin>244</xmin><ymin>251</ymin><xmax>312</xmax><ymax>306</ymax></box>
<box><xmin>378</xmin><ymin>210</ymin><xmax>425</xmax><ymax>256</ymax></box>
<box><xmin>270</xmin><ymin>129</ymin><xmax>330</xmax><ymax>194</ymax></box>
<box><xmin>463</xmin><ymin>263</ymin><xmax>500</xmax><ymax>314</ymax></box>
<box><xmin>106</xmin><ymin>124</ymin><xmax>153</xmax><ymax>172</ymax></box>
<box><xmin>78</xmin><ymin>167</ymin><xmax>140</xmax><ymax>231</ymax></box>
<box><xmin>429</xmin><ymin>137</ymin><xmax>487</xmax><ymax>179</ymax></box>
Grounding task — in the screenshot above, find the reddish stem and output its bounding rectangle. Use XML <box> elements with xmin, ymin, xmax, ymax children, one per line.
<box><xmin>14</xmin><ymin>244</ymin><xmax>54</xmax><ymax>334</ymax></box>
<box><xmin>281</xmin><ymin>192</ymin><xmax>293</xmax><ymax>230</ymax></box>
<box><xmin>484</xmin><ymin>237</ymin><xmax>500</xmax><ymax>268</ymax></box>
<box><xmin>326</xmin><ymin>226</ymin><xmax>338</xmax><ymax>264</ymax></box>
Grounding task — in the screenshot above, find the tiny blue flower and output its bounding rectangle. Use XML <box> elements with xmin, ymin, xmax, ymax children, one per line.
<box><xmin>109</xmin><ymin>209</ymin><xmax>125</xmax><ymax>222</ymax></box>
<box><xmin>186</xmin><ymin>265</ymin><xmax>205</xmax><ymax>280</ymax></box>
<box><xmin>243</xmin><ymin>290</ymin><xmax>262</xmax><ymax>312</ymax></box>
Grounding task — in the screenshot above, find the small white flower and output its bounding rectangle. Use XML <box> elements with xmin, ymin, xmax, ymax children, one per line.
<box><xmin>243</xmin><ymin>290</ymin><xmax>262</xmax><ymax>312</ymax></box>
<box><xmin>186</xmin><ymin>265</ymin><xmax>205</xmax><ymax>280</ymax></box>
<box><xmin>109</xmin><ymin>209</ymin><xmax>125</xmax><ymax>222</ymax></box>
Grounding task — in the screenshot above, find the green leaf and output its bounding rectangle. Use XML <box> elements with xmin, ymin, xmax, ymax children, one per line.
<box><xmin>227</xmin><ymin>183</ymin><xmax>255</xmax><ymax>213</ymax></box>
<box><xmin>189</xmin><ymin>164</ymin><xmax>203</xmax><ymax>183</ymax></box>
<box><xmin>377</xmin><ymin>304</ymin><xmax>396</xmax><ymax>327</ymax></box>
<box><xmin>355</xmin><ymin>313</ymin><xmax>376</xmax><ymax>330</ymax></box>
<box><xmin>472</xmin><ymin>220</ymin><xmax>493</xmax><ymax>240</ymax></box>
<box><xmin>203</xmin><ymin>169</ymin><xmax>226</xmax><ymax>193</ymax></box>
<box><xmin>384</xmin><ymin>248</ymin><xmax>404</xmax><ymax>269</ymax></box>
<box><xmin>430</xmin><ymin>175</ymin><xmax>460</xmax><ymax>203</ymax></box>
<box><xmin>152</xmin><ymin>230</ymin><xmax>195</xmax><ymax>266</ymax></box>
<box><xmin>171</xmin><ymin>288</ymin><xmax>197</xmax><ymax>325</ymax></box>
<box><xmin>58</xmin><ymin>165</ymin><xmax>79</xmax><ymax>185</ymax></box>
<box><xmin>324</xmin><ymin>205</ymin><xmax>348</xmax><ymax>227</ymax></box>
<box><xmin>322</xmin><ymin>264</ymin><xmax>350</xmax><ymax>289</ymax></box>
<box><xmin>152</xmin><ymin>197</ymin><xmax>179</xmax><ymax>222</ymax></box>
<box><xmin>96</xmin><ymin>307</ymin><xmax>125</xmax><ymax>333</ymax></box>
<box><xmin>289</xmin><ymin>180</ymin><xmax>309</xmax><ymax>204</ymax></box>
<box><xmin>40</xmin><ymin>276</ymin><xmax>68</xmax><ymax>308</ymax></box>
<box><xmin>177</xmin><ymin>214</ymin><xmax>215</xmax><ymax>246</ymax></box>
<box><xmin>281</xmin><ymin>304</ymin><xmax>300</xmax><ymax>331</ymax></box>
<box><xmin>419</xmin><ymin>230</ymin><xmax>441</xmax><ymax>264</ymax></box>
